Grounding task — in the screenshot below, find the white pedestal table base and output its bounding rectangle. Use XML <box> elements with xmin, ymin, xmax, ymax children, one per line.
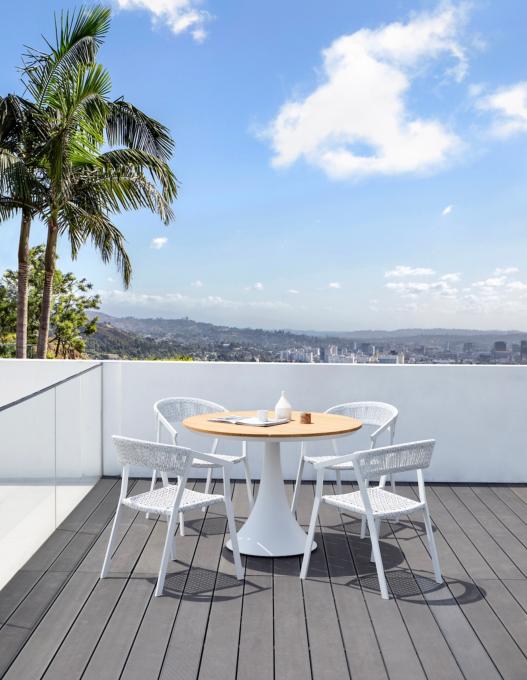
<box><xmin>226</xmin><ymin>440</ymin><xmax>316</xmax><ymax>557</ymax></box>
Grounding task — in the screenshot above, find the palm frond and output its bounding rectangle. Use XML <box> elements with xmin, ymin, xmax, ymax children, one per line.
<box><xmin>59</xmin><ymin>201</ymin><xmax>132</xmax><ymax>287</ymax></box>
<box><xmin>106</xmin><ymin>99</ymin><xmax>174</xmax><ymax>160</ymax></box>
<box><xmin>22</xmin><ymin>5</ymin><xmax>111</xmax><ymax>106</ymax></box>
<box><xmin>96</xmin><ymin>148</ymin><xmax>178</xmax><ymax>205</ymax></box>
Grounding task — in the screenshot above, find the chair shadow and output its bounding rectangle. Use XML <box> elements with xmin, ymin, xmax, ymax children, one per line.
<box><xmin>316</xmin><ymin>519</ymin><xmax>485</xmax><ymax>605</ymax></box>
<box><xmin>344</xmin><ymin>569</ymin><xmax>484</xmax><ymax>605</ymax></box>
<box><xmin>159</xmin><ymin>564</ymin><xmax>267</xmax><ymax>601</ymax></box>
<box><xmin>180</xmin><ymin>513</ymin><xmax>248</xmax><ymax>537</ymax></box>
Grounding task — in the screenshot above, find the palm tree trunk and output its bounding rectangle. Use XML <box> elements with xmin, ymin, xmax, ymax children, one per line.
<box><xmin>37</xmin><ymin>220</ymin><xmax>58</xmax><ymax>359</ymax></box>
<box><xmin>15</xmin><ymin>209</ymin><xmax>32</xmax><ymax>359</ymax></box>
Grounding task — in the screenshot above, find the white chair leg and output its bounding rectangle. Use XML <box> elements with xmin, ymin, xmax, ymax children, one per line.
<box><xmin>146</xmin><ymin>469</ymin><xmax>157</xmax><ymax>520</ymax></box>
<box><xmin>225</xmin><ymin>499</ymin><xmax>244</xmax><ymax>580</ymax></box>
<box><xmin>360</xmin><ymin>477</ymin><xmax>369</xmax><ymax>539</ymax></box>
<box><xmin>155</xmin><ymin>510</ymin><xmax>179</xmax><ymax>597</ymax></box>
<box><xmin>242</xmin><ymin>455</ymin><xmax>254</xmax><ymax>508</ymax></box>
<box><xmin>100</xmin><ymin>503</ymin><xmax>123</xmax><ymax>578</ymax></box>
<box><xmin>204</xmin><ymin>467</ymin><xmax>213</xmax><ymax>495</ymax></box>
<box><xmin>366</xmin><ymin>514</ymin><xmax>389</xmax><ymax>600</ymax></box>
<box><xmin>173</xmin><ymin>474</ymin><xmax>185</xmax><ymax>536</ymax></box>
<box><xmin>335</xmin><ymin>469</ymin><xmax>343</xmax><ymax>494</ymax></box>
<box><xmin>290</xmin><ymin>454</ymin><xmax>305</xmax><ymax>514</ymax></box>
<box><xmin>202</xmin><ymin>467</ymin><xmax>214</xmax><ymax>512</ymax></box>
<box><xmin>370</xmin><ymin>518</ymin><xmax>382</xmax><ymax>562</ymax></box>
<box><xmin>422</xmin><ymin>506</ymin><xmax>442</xmax><ymax>584</ymax></box>
<box><xmin>300</xmin><ymin>497</ymin><xmax>320</xmax><ymax>579</ymax></box>
<box><xmin>360</xmin><ymin>517</ymin><xmax>367</xmax><ymax>539</ymax></box>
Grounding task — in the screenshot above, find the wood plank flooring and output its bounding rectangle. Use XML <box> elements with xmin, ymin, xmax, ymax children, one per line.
<box><xmin>1</xmin><ymin>479</ymin><xmax>527</xmax><ymax>680</ymax></box>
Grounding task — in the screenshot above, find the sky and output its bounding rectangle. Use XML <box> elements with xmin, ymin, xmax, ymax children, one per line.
<box><xmin>1</xmin><ymin>0</ymin><xmax>527</xmax><ymax>331</ymax></box>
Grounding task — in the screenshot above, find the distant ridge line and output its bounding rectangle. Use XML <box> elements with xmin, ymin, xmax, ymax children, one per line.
<box><xmin>93</xmin><ymin>312</ymin><xmax>526</xmax><ymax>337</ymax></box>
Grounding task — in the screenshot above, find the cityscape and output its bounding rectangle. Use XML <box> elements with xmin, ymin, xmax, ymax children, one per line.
<box><xmin>277</xmin><ymin>338</ymin><xmax>527</xmax><ymax>364</ymax></box>
<box><xmin>86</xmin><ymin>314</ymin><xmax>527</xmax><ymax>364</ymax></box>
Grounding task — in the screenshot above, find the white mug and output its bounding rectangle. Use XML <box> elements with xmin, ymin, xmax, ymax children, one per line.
<box><xmin>257</xmin><ymin>409</ymin><xmax>268</xmax><ymax>422</ymax></box>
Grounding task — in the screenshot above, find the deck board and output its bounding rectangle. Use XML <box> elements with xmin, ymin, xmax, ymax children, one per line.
<box><xmin>2</xmin><ymin>479</ymin><xmax>527</xmax><ymax>680</ymax></box>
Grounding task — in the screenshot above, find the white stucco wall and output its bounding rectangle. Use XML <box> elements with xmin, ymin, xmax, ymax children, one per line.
<box><xmin>100</xmin><ymin>361</ymin><xmax>526</xmax><ymax>483</ymax></box>
<box><xmin>1</xmin><ymin>359</ymin><xmax>524</xmax><ymax>482</ymax></box>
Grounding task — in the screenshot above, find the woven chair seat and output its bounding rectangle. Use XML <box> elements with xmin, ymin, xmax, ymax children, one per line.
<box><xmin>304</xmin><ymin>454</ymin><xmax>355</xmax><ymax>469</ymax></box>
<box><xmin>123</xmin><ymin>485</ymin><xmax>223</xmax><ymax>515</ymax></box>
<box><xmin>323</xmin><ymin>487</ymin><xmax>423</xmax><ymax>518</ymax></box>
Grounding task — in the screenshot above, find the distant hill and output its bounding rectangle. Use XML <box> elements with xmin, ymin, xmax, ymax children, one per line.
<box><xmin>85</xmin><ymin>312</ymin><xmax>527</xmax><ymax>360</ymax></box>
<box><xmin>93</xmin><ymin>313</ymin><xmax>526</xmax><ymax>344</ymax></box>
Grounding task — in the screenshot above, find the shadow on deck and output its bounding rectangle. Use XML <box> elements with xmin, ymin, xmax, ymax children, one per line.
<box><xmin>1</xmin><ymin>478</ymin><xmax>527</xmax><ymax>680</ymax></box>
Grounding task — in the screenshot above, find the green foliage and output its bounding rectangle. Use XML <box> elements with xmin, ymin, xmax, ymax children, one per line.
<box><xmin>11</xmin><ymin>5</ymin><xmax>178</xmax><ymax>288</ymax></box>
<box><xmin>0</xmin><ymin>246</ymin><xmax>100</xmax><ymax>357</ymax></box>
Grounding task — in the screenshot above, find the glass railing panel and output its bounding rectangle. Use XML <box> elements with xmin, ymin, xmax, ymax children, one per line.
<box><xmin>54</xmin><ymin>366</ymin><xmax>102</xmax><ymax>524</ymax></box>
<box><xmin>0</xmin><ymin>363</ymin><xmax>102</xmax><ymax>589</ymax></box>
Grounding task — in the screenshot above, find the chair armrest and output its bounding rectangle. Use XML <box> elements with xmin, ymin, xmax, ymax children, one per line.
<box><xmin>192</xmin><ymin>450</ymin><xmax>234</xmax><ymax>468</ymax></box>
<box><xmin>371</xmin><ymin>417</ymin><xmax>396</xmax><ymax>444</ymax></box>
<box><xmin>313</xmin><ymin>452</ymin><xmax>356</xmax><ymax>469</ymax></box>
<box><xmin>157</xmin><ymin>412</ymin><xmax>178</xmax><ymax>440</ymax></box>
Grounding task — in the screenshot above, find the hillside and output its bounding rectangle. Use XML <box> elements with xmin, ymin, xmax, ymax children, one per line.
<box><xmin>85</xmin><ymin>313</ymin><xmax>526</xmax><ymax>361</ymax></box>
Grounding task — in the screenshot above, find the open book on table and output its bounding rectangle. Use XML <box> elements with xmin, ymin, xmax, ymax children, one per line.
<box><xmin>208</xmin><ymin>415</ymin><xmax>290</xmax><ymax>427</ymax></box>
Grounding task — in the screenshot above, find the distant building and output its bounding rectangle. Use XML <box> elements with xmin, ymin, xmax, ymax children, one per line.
<box><xmin>494</xmin><ymin>341</ymin><xmax>507</xmax><ymax>352</ymax></box>
<box><xmin>521</xmin><ymin>340</ymin><xmax>527</xmax><ymax>363</ymax></box>
<box><xmin>359</xmin><ymin>342</ymin><xmax>373</xmax><ymax>356</ymax></box>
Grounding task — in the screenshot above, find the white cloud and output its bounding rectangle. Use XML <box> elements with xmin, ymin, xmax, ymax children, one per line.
<box><xmin>115</xmin><ymin>0</ymin><xmax>211</xmax><ymax>42</ymax></box>
<box><xmin>385</xmin><ymin>265</ymin><xmax>527</xmax><ymax>317</ymax></box>
<box><xmin>191</xmin><ymin>279</ymin><xmax>204</xmax><ymax>287</ymax></box>
<box><xmin>262</xmin><ymin>4</ymin><xmax>468</xmax><ymax>179</ymax></box>
<box><xmin>507</xmin><ymin>281</ymin><xmax>527</xmax><ymax>291</ymax></box>
<box><xmin>386</xmin><ymin>279</ymin><xmax>458</xmax><ymax>298</ymax></box>
<box><xmin>473</xmin><ymin>276</ymin><xmax>507</xmax><ymax>289</ymax></box>
<box><xmin>328</xmin><ymin>282</ymin><xmax>341</xmax><ymax>289</ymax></box>
<box><xmin>442</xmin><ymin>204</ymin><xmax>454</xmax><ymax>215</ymax></box>
<box><xmin>477</xmin><ymin>82</ymin><xmax>527</xmax><ymax>137</ymax></box>
<box><xmin>245</xmin><ymin>282</ymin><xmax>264</xmax><ymax>291</ymax></box>
<box><xmin>441</xmin><ymin>272</ymin><xmax>461</xmax><ymax>283</ymax></box>
<box><xmin>150</xmin><ymin>236</ymin><xmax>168</xmax><ymax>249</ymax></box>
<box><xmin>385</xmin><ymin>265</ymin><xmax>435</xmax><ymax>278</ymax></box>
<box><xmin>494</xmin><ymin>267</ymin><xmax>519</xmax><ymax>275</ymax></box>
<box><xmin>99</xmin><ymin>289</ymin><xmax>291</xmax><ymax>313</ymax></box>
<box><xmin>288</xmin><ymin>289</ymin><xmax>300</xmax><ymax>294</ymax></box>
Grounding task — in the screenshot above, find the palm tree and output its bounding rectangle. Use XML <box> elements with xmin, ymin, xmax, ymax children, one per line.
<box><xmin>1</xmin><ymin>7</ymin><xmax>113</xmax><ymax>357</ymax></box>
<box><xmin>0</xmin><ymin>95</ymin><xmax>47</xmax><ymax>357</ymax></box>
<box><xmin>17</xmin><ymin>7</ymin><xmax>177</xmax><ymax>358</ymax></box>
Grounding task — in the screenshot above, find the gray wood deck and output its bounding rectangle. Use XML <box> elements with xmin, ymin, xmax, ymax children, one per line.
<box><xmin>1</xmin><ymin>478</ymin><xmax>527</xmax><ymax>680</ymax></box>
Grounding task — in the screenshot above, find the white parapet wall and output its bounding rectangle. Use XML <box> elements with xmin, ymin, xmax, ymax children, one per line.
<box><xmin>101</xmin><ymin>361</ymin><xmax>527</xmax><ymax>483</ymax></box>
<box><xmin>0</xmin><ymin>359</ymin><xmax>524</xmax><ymax>483</ymax></box>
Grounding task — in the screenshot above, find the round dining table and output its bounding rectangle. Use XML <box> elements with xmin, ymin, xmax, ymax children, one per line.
<box><xmin>183</xmin><ymin>410</ymin><xmax>362</xmax><ymax>557</ymax></box>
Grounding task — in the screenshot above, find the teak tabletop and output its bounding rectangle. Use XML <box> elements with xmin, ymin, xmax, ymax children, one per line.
<box><xmin>182</xmin><ymin>410</ymin><xmax>363</xmax><ymax>439</ymax></box>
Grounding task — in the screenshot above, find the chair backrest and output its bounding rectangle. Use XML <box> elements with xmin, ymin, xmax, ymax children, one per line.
<box><xmin>352</xmin><ymin>440</ymin><xmax>435</xmax><ymax>481</ymax></box>
<box><xmin>154</xmin><ymin>397</ymin><xmax>226</xmax><ymax>437</ymax></box>
<box><xmin>113</xmin><ymin>435</ymin><xmax>193</xmax><ymax>475</ymax></box>
<box><xmin>326</xmin><ymin>401</ymin><xmax>398</xmax><ymax>429</ymax></box>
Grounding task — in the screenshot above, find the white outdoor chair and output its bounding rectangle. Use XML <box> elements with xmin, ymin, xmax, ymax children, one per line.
<box><xmin>101</xmin><ymin>436</ymin><xmax>243</xmax><ymax>597</ymax></box>
<box><xmin>300</xmin><ymin>439</ymin><xmax>442</xmax><ymax>600</ymax></box>
<box><xmin>291</xmin><ymin>401</ymin><xmax>398</xmax><ymax>538</ymax></box>
<box><xmin>149</xmin><ymin>397</ymin><xmax>254</xmax><ymax>534</ymax></box>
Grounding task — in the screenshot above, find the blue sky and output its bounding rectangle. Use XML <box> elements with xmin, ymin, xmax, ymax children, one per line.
<box><xmin>1</xmin><ymin>0</ymin><xmax>527</xmax><ymax>330</ymax></box>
